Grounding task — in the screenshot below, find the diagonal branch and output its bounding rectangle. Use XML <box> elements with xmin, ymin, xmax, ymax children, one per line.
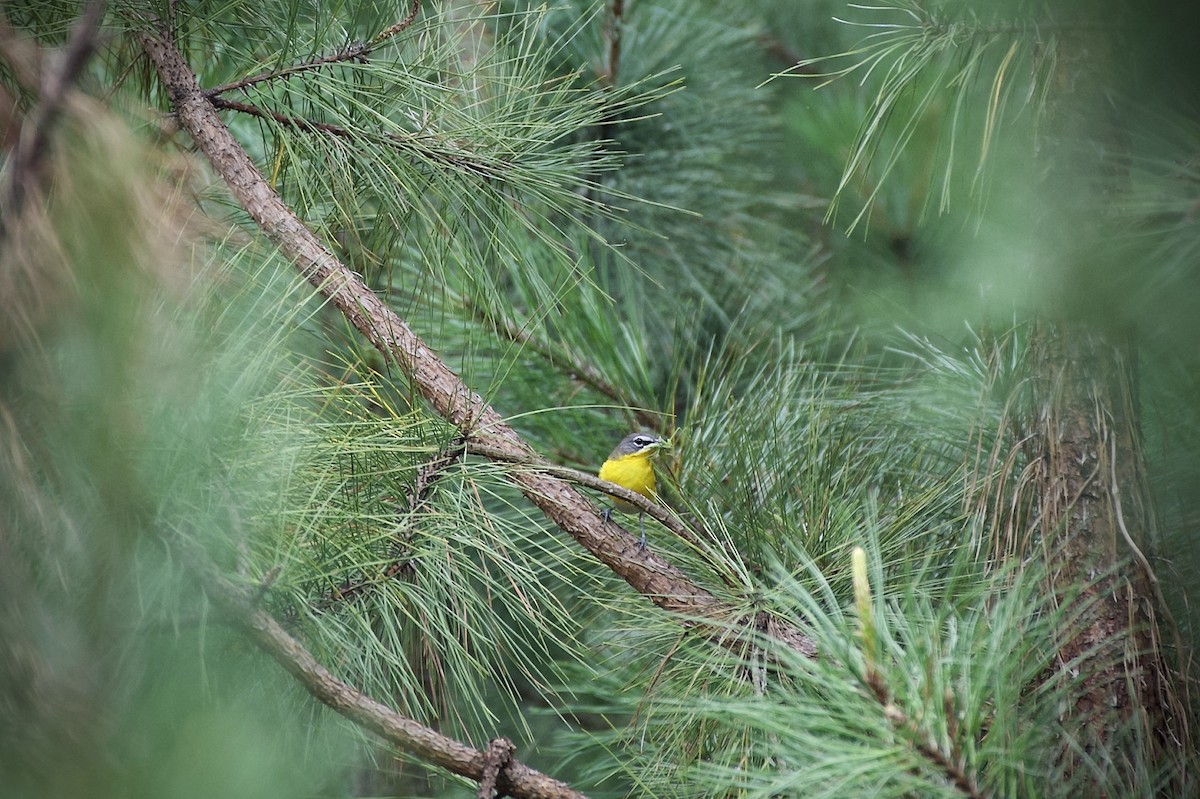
<box><xmin>318</xmin><ymin>437</ymin><xmax>467</xmax><ymax>608</ymax></box>
<box><xmin>463</xmin><ymin>439</ymin><xmax>711</xmax><ymax>556</ymax></box>
<box><xmin>853</xmin><ymin>549</ymin><xmax>985</xmax><ymax>798</ymax></box>
<box><xmin>188</xmin><ymin>543</ymin><xmax>591</xmax><ymax>799</ymax></box>
<box><xmin>209</xmin><ymin>95</ymin><xmax>352</xmax><ymax>137</ymax></box>
<box><xmin>209</xmin><ymin>94</ymin><xmax>508</xmax><ymax>180</ymax></box>
<box><xmin>135</xmin><ymin>25</ymin><xmax>817</xmax><ymax>661</ymax></box>
<box><xmin>205</xmin><ymin>0</ymin><xmax>421</xmax><ymax>98</ymax></box>
<box><xmin>460</xmin><ymin>292</ymin><xmax>662</xmax><ymax>433</ymax></box>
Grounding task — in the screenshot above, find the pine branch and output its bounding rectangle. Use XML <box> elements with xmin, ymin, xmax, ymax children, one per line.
<box><xmin>463</xmin><ymin>439</ymin><xmax>716</xmax><ymax>567</ymax></box>
<box><xmin>184</xmin><ymin>540</ymin><xmax>592</xmax><ymax>799</ymax></box>
<box><xmin>204</xmin><ymin>0</ymin><xmax>421</xmax><ymax>98</ymax></box>
<box><xmin>134</xmin><ymin>24</ymin><xmax>818</xmax><ymax>662</ymax></box>
<box><xmin>853</xmin><ymin>548</ymin><xmax>985</xmax><ymax>798</ymax></box>
<box><xmin>208</xmin><ymin>95</ymin><xmax>506</xmax><ymax>179</ymax></box>
<box><xmin>876</xmin><ymin>694</ymin><xmax>985</xmax><ymax>799</ymax></box>
<box><xmin>459</xmin><ymin>292</ymin><xmax>661</xmax><ymax>432</ymax></box>
<box><xmin>318</xmin><ymin>436</ymin><xmax>467</xmax><ymax>608</ymax></box>
<box><xmin>602</xmin><ymin>0</ymin><xmax>624</xmax><ymax>87</ymax></box>
<box><xmin>209</xmin><ymin>95</ymin><xmax>353</xmax><ymax>136</ymax></box>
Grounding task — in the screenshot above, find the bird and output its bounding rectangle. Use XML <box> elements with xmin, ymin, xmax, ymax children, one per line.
<box><xmin>598</xmin><ymin>432</ymin><xmax>663</xmax><ymax>548</ymax></box>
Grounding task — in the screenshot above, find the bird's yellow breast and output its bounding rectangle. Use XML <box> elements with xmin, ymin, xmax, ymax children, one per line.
<box><xmin>599</xmin><ymin>451</ymin><xmax>657</xmax><ymax>511</ymax></box>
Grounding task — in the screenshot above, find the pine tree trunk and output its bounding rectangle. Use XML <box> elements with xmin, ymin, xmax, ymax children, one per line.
<box><xmin>1028</xmin><ymin>324</ymin><xmax>1170</xmax><ymax>780</ymax></box>
<box><xmin>1029</xmin><ymin>28</ymin><xmax>1186</xmax><ymax>791</ymax></box>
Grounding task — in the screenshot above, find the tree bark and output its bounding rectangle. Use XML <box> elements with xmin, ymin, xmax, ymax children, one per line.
<box><xmin>1028</xmin><ymin>325</ymin><xmax>1170</xmax><ymax>769</ymax></box>
<box><xmin>1028</xmin><ymin>26</ymin><xmax>1186</xmax><ymax>790</ymax></box>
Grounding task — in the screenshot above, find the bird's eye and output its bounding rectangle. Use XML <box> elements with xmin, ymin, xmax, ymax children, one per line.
<box><xmin>634</xmin><ymin>435</ymin><xmax>656</xmax><ymax>448</ymax></box>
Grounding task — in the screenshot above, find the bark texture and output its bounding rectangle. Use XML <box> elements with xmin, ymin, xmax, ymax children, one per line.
<box><xmin>1028</xmin><ymin>27</ymin><xmax>1187</xmax><ymax>791</ymax></box>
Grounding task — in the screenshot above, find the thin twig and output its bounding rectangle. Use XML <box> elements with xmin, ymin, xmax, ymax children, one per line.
<box><xmin>398</xmin><ymin>435</ymin><xmax>468</xmax><ymax>516</ymax></box>
<box><xmin>209</xmin><ymin>95</ymin><xmax>352</xmax><ymax>137</ymax></box>
<box><xmin>460</xmin><ymin>293</ymin><xmax>661</xmax><ymax>432</ymax></box>
<box><xmin>321</xmin><ymin>438</ymin><xmax>467</xmax><ymax>607</ymax></box>
<box><xmin>463</xmin><ymin>438</ymin><xmax>711</xmax><ymax>555</ymax></box>
<box><xmin>206</xmin><ymin>42</ymin><xmax>369</xmax><ymax>98</ymax></box>
<box><xmin>602</xmin><ymin>0</ymin><xmax>624</xmax><ymax>87</ymax></box>
<box><xmin>205</xmin><ymin>1</ymin><xmax>421</xmax><ymax>98</ymax></box>
<box><xmin>209</xmin><ymin>94</ymin><xmax>502</xmax><ymax>179</ymax></box>
<box><xmin>370</xmin><ymin>0</ymin><xmax>422</xmax><ymax>46</ymax></box>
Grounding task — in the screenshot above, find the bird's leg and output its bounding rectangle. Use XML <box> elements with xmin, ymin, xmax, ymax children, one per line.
<box><xmin>602</xmin><ymin>506</ymin><xmax>613</xmax><ymax>524</ymax></box>
<box><xmin>638</xmin><ymin>513</ymin><xmax>647</xmax><ymax>549</ymax></box>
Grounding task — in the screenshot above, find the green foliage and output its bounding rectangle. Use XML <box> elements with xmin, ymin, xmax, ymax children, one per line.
<box><xmin>0</xmin><ymin>108</ymin><xmax>356</xmax><ymax>796</ymax></box>
<box><xmin>3</xmin><ymin>0</ymin><xmax>1198</xmax><ymax>797</ymax></box>
<box><xmin>542</xmin><ymin>324</ymin><xmax>1072</xmax><ymax>797</ymax></box>
<box><xmin>775</xmin><ymin>3</ymin><xmax>1051</xmax><ymax>229</ymax></box>
<box><xmin>583</xmin><ymin>560</ymin><xmax>1078</xmax><ymax>799</ymax></box>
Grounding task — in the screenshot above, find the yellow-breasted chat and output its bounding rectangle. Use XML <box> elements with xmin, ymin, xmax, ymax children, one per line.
<box><xmin>598</xmin><ymin>432</ymin><xmax>664</xmax><ymax>548</ymax></box>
